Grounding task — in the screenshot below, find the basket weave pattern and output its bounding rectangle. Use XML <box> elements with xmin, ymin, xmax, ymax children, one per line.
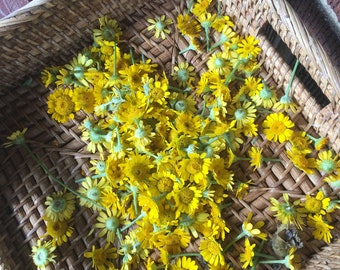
<box><xmin>0</xmin><ymin>0</ymin><xmax>339</xmax><ymax>269</ymax></box>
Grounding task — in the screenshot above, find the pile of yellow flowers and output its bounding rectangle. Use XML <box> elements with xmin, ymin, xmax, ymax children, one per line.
<box><xmin>4</xmin><ymin>1</ymin><xmax>339</xmax><ymax>269</ymax></box>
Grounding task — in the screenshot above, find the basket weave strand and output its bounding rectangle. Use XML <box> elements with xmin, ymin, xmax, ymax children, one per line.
<box><xmin>0</xmin><ymin>0</ymin><xmax>339</xmax><ymax>269</ymax></box>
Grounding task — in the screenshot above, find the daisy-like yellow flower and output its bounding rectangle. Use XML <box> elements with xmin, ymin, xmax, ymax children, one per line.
<box><xmin>244</xmin><ymin>76</ymin><xmax>263</xmax><ymax>97</ymax></box>
<box><xmin>270</xmin><ymin>193</ymin><xmax>304</xmax><ymax>230</ymax></box>
<box><xmin>65</xmin><ymin>53</ymin><xmax>94</xmax><ymax>87</ymax></box>
<box><xmin>170</xmin><ymin>256</ymin><xmax>198</xmax><ymax>270</ymax></box>
<box><xmin>147</xmin><ymin>15</ymin><xmax>172</xmax><ymax>40</ymax></box>
<box><xmin>72</xmin><ymin>86</ymin><xmax>95</xmax><ymax>113</ymax></box>
<box><xmin>316</xmin><ymin>150</ymin><xmax>340</xmax><ymax>175</ymax></box>
<box><xmin>146</xmin><ymin>74</ymin><xmax>170</xmax><ymax>105</ymax></box>
<box><xmin>303</xmin><ymin>190</ymin><xmax>330</xmax><ymax>215</ymax></box>
<box><xmin>105</xmin><ymin>156</ymin><xmax>125</xmax><ymax>188</ymax></box>
<box><xmin>41</xmin><ymin>66</ymin><xmax>60</xmax><ymax>87</ymax></box>
<box><xmin>175</xmin><ymin>111</ymin><xmax>202</xmax><ymax>137</ymax></box>
<box><xmin>179</xmin><ymin>152</ymin><xmax>211</xmax><ymax>185</ymax></box>
<box><xmin>248</xmin><ymin>146</ymin><xmax>263</xmax><ymax>170</ymax></box>
<box><xmin>93</xmin><ymin>16</ymin><xmax>122</xmax><ymax>43</ymax></box>
<box><xmin>123</xmin><ymin>153</ymin><xmax>154</xmax><ymax>185</ymax></box>
<box><xmin>95</xmin><ymin>208</ymin><xmax>125</xmax><ymax>243</ymax></box>
<box><xmin>251</xmin><ymin>82</ymin><xmax>278</xmax><ymax>109</ymax></box>
<box><xmin>262</xmin><ymin>112</ymin><xmax>294</xmax><ymax>143</ymax></box>
<box><xmin>242</xmin><ymin>212</ymin><xmax>267</xmax><ymax>240</ymax></box>
<box><xmin>172</xmin><ymin>62</ymin><xmax>196</xmax><ymax>87</ymax></box>
<box><xmin>156</xmin><ymin>228</ymin><xmax>191</xmax><ymax>255</ymax></box>
<box><xmin>240</xmin><ymin>238</ymin><xmax>256</xmax><ymax>269</ymax></box>
<box><xmin>207</xmin><ymin>52</ymin><xmax>232</xmax><ymax>75</ymax></box>
<box><xmin>307</xmin><ymin>134</ymin><xmax>328</xmax><ymax>151</ymax></box>
<box><xmin>172</xmin><ymin>183</ymin><xmax>202</xmax><ymax>218</ymax></box>
<box><xmin>170</xmin><ymin>92</ymin><xmax>197</xmax><ymax>113</ymax></box>
<box><xmin>212</xmin><ymin>15</ymin><xmax>235</xmax><ymax>32</ymax></box>
<box><xmin>199</xmin><ymin>237</ymin><xmax>225</xmax><ymax>266</ymax></box>
<box><xmin>45</xmin><ymin>218</ymin><xmax>74</xmax><ymax>246</ymax></box>
<box><xmin>192</xmin><ymin>0</ymin><xmax>212</xmax><ymax>17</ymax></box>
<box><xmin>78</xmin><ymin>177</ymin><xmax>107</xmax><ymax>210</ymax></box>
<box><xmin>44</xmin><ymin>190</ymin><xmax>75</xmax><ymax>222</ymax></box>
<box><xmin>289</xmin><ymin>131</ymin><xmax>312</xmax><ymax>154</ymax></box>
<box><xmin>138</xmin><ymin>194</ymin><xmax>160</xmax><ymax>224</ymax></box>
<box><xmin>236</xmin><ymin>36</ymin><xmax>261</xmax><ymax>59</ymax></box>
<box><xmin>229</xmin><ymin>101</ymin><xmax>257</xmax><ymax>129</ymax></box>
<box><xmin>273</xmin><ymin>92</ymin><xmax>299</xmax><ymax>113</ymax></box>
<box><xmin>307</xmin><ymin>214</ymin><xmax>334</xmax><ymax>243</ymax></box>
<box><xmin>47</xmin><ymin>87</ymin><xmax>75</xmax><ymax>123</ymax></box>
<box><xmin>150</xmin><ymin>170</ymin><xmax>176</xmax><ymax>194</ymax></box>
<box><xmin>119</xmin><ymin>64</ymin><xmax>146</xmax><ymax>90</ymax></box>
<box><xmin>176</xmin><ymin>14</ymin><xmax>201</xmax><ymax>38</ymax></box>
<box><xmin>210</xmin><ymin>158</ymin><xmax>234</xmax><ymax>190</ymax></box>
<box><xmin>84</xmin><ymin>244</ymin><xmax>117</xmax><ymax>270</ymax></box>
<box><xmin>3</xmin><ymin>128</ymin><xmax>27</xmax><ymax>147</ymax></box>
<box><xmin>287</xmin><ymin>149</ymin><xmax>316</xmax><ymax>174</ymax></box>
<box><xmin>31</xmin><ymin>240</ymin><xmax>56</xmax><ymax>270</ymax></box>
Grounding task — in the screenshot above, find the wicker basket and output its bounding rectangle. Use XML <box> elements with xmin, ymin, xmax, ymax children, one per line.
<box><xmin>0</xmin><ymin>0</ymin><xmax>339</xmax><ymax>269</ymax></box>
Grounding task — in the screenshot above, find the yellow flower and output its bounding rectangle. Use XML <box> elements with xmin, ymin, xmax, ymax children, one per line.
<box><xmin>45</xmin><ymin>218</ymin><xmax>74</xmax><ymax>246</ymax></box>
<box><xmin>138</xmin><ymin>194</ymin><xmax>159</xmax><ymax>224</ymax></box>
<box><xmin>100</xmin><ymin>187</ymin><xmax>120</xmax><ymax>209</ymax></box>
<box><xmin>240</xmin><ymin>238</ymin><xmax>256</xmax><ymax>269</ymax></box>
<box><xmin>199</xmin><ymin>237</ymin><xmax>225</xmax><ymax>266</ymax></box>
<box><xmin>170</xmin><ymin>256</ymin><xmax>198</xmax><ymax>270</ymax></box>
<box><xmin>72</xmin><ymin>86</ymin><xmax>95</xmax><ymax>113</ymax></box>
<box><xmin>242</xmin><ymin>212</ymin><xmax>267</xmax><ymax>240</ymax></box>
<box><xmin>235</xmin><ymin>180</ymin><xmax>251</xmax><ymax>199</ymax></box>
<box><xmin>248</xmin><ymin>146</ymin><xmax>263</xmax><ymax>170</ymax></box>
<box><xmin>47</xmin><ymin>87</ymin><xmax>75</xmax><ymax>123</ymax></box>
<box><xmin>3</xmin><ymin>128</ymin><xmax>27</xmax><ymax>147</ymax></box>
<box><xmin>155</xmin><ymin>228</ymin><xmax>191</xmax><ymax>255</ymax></box>
<box><xmin>304</xmin><ymin>191</ymin><xmax>330</xmax><ymax>215</ymax></box>
<box><xmin>172</xmin><ymin>183</ymin><xmax>202</xmax><ymax>218</ymax></box>
<box><xmin>178</xmin><ymin>152</ymin><xmax>211</xmax><ymax>185</ymax></box>
<box><xmin>84</xmin><ymin>244</ymin><xmax>117</xmax><ymax>270</ymax></box>
<box><xmin>95</xmin><ymin>208</ymin><xmax>125</xmax><ymax>243</ymax></box>
<box><xmin>119</xmin><ymin>64</ymin><xmax>146</xmax><ymax>90</ymax></box>
<box><xmin>244</xmin><ymin>76</ymin><xmax>263</xmax><ymax>97</ymax></box>
<box><xmin>316</xmin><ymin>150</ymin><xmax>340</xmax><ymax>174</ymax></box>
<box><xmin>270</xmin><ymin>193</ymin><xmax>304</xmax><ymax>230</ymax></box>
<box><xmin>289</xmin><ymin>131</ymin><xmax>312</xmax><ymax>154</ymax></box>
<box><xmin>229</xmin><ymin>101</ymin><xmax>257</xmax><ymax>129</ymax></box>
<box><xmin>65</xmin><ymin>53</ymin><xmax>94</xmax><ymax>87</ymax></box>
<box><xmin>192</xmin><ymin>0</ymin><xmax>212</xmax><ymax>17</ymax></box>
<box><xmin>123</xmin><ymin>153</ymin><xmax>154</xmax><ymax>185</ymax></box>
<box><xmin>251</xmin><ymin>83</ymin><xmax>278</xmax><ymax>109</ymax></box>
<box><xmin>147</xmin><ymin>15</ymin><xmax>172</xmax><ymax>39</ymax></box>
<box><xmin>44</xmin><ymin>191</ymin><xmax>75</xmax><ymax>222</ymax></box>
<box><xmin>41</xmin><ymin>66</ymin><xmax>60</xmax><ymax>87</ymax></box>
<box><xmin>176</xmin><ymin>14</ymin><xmax>201</xmax><ymax>38</ymax></box>
<box><xmin>287</xmin><ymin>149</ymin><xmax>316</xmax><ymax>174</ymax></box>
<box><xmin>210</xmin><ymin>158</ymin><xmax>234</xmax><ymax>190</ymax></box>
<box><xmin>31</xmin><ymin>240</ymin><xmax>56</xmax><ymax>270</ymax></box>
<box><xmin>273</xmin><ymin>95</ymin><xmax>298</xmax><ymax>113</ymax></box>
<box><xmin>175</xmin><ymin>111</ymin><xmax>202</xmax><ymax>137</ymax></box>
<box><xmin>172</xmin><ymin>62</ymin><xmax>196</xmax><ymax>87</ymax></box>
<box><xmin>262</xmin><ymin>112</ymin><xmax>294</xmax><ymax>143</ymax></box>
<box><xmin>93</xmin><ymin>16</ymin><xmax>122</xmax><ymax>43</ymax></box>
<box><xmin>307</xmin><ymin>214</ymin><xmax>334</xmax><ymax>243</ymax></box>
<box><xmin>78</xmin><ymin>177</ymin><xmax>107</xmax><ymax>210</ymax></box>
<box><xmin>207</xmin><ymin>52</ymin><xmax>232</xmax><ymax>75</ymax></box>
<box><xmin>236</xmin><ymin>36</ymin><xmax>261</xmax><ymax>59</ymax></box>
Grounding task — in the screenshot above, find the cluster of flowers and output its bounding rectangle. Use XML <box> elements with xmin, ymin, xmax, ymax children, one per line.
<box><xmin>4</xmin><ymin>0</ymin><xmax>339</xmax><ymax>269</ymax></box>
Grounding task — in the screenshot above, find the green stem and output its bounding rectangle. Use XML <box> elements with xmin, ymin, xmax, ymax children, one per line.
<box><xmin>223</xmin><ymin>231</ymin><xmax>246</xmax><ymax>251</ymax></box>
<box><xmin>258</xmin><ymin>259</ymin><xmax>285</xmax><ymax>265</ymax></box>
<box><xmin>285</xmin><ymin>59</ymin><xmax>299</xmax><ymax>96</ymax></box>
<box><xmin>262</xmin><ymin>157</ymin><xmax>281</xmax><ymax>162</ymax></box>
<box><xmin>170</xmin><ymin>253</ymin><xmax>201</xmax><ymax>259</ymax></box>
<box><xmin>187</xmin><ymin>0</ymin><xmax>194</xmax><ymax>14</ymax></box>
<box><xmin>217</xmin><ymin>0</ymin><xmax>222</xmax><ymax>16</ymax></box>
<box><xmin>130</xmin><ymin>47</ymin><xmax>135</xmax><ymax>65</ymax></box>
<box><xmin>204</xmin><ymin>26</ymin><xmax>210</xmax><ymax>52</ymax></box>
<box><xmin>120</xmin><ymin>211</ymin><xmax>146</xmax><ymax>231</ymax></box>
<box><xmin>225</xmin><ymin>60</ymin><xmax>243</xmax><ymax>85</ymax></box>
<box><xmin>252</xmin><ymin>240</ymin><xmax>266</xmax><ymax>270</ymax></box>
<box><xmin>75</xmin><ymin>173</ymin><xmax>106</xmax><ymax>183</ymax></box>
<box><xmin>23</xmin><ymin>143</ymin><xmax>105</xmax><ymax>210</ymax></box>
<box><xmin>254</xmin><ymin>252</ymin><xmax>276</xmax><ymax>259</ymax></box>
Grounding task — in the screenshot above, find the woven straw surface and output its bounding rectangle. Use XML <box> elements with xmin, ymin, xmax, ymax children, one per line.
<box><xmin>0</xmin><ymin>0</ymin><xmax>339</xmax><ymax>269</ymax></box>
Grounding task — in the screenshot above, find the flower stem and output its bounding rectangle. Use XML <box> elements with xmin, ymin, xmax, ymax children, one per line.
<box><xmin>170</xmin><ymin>253</ymin><xmax>201</xmax><ymax>259</ymax></box>
<box><xmin>225</xmin><ymin>59</ymin><xmax>243</xmax><ymax>85</ymax></box>
<box><xmin>23</xmin><ymin>143</ymin><xmax>105</xmax><ymax>210</ymax></box>
<box><xmin>120</xmin><ymin>211</ymin><xmax>146</xmax><ymax>231</ymax></box>
<box><xmin>262</xmin><ymin>157</ymin><xmax>281</xmax><ymax>162</ymax></box>
<box><xmin>285</xmin><ymin>59</ymin><xmax>299</xmax><ymax>96</ymax></box>
<box><xmin>223</xmin><ymin>231</ymin><xmax>246</xmax><ymax>251</ymax></box>
<box><xmin>75</xmin><ymin>173</ymin><xmax>106</xmax><ymax>183</ymax></box>
<box><xmin>187</xmin><ymin>0</ymin><xmax>194</xmax><ymax>14</ymax></box>
<box><xmin>258</xmin><ymin>259</ymin><xmax>285</xmax><ymax>265</ymax></box>
<box><xmin>254</xmin><ymin>252</ymin><xmax>276</xmax><ymax>259</ymax></box>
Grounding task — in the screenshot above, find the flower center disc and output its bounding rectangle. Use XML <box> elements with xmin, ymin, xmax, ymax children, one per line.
<box><xmin>179</xmin><ymin>187</ymin><xmax>194</xmax><ymax>204</ymax></box>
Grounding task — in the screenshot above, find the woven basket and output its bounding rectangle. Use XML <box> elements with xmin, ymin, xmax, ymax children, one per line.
<box><xmin>0</xmin><ymin>0</ymin><xmax>339</xmax><ymax>269</ymax></box>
